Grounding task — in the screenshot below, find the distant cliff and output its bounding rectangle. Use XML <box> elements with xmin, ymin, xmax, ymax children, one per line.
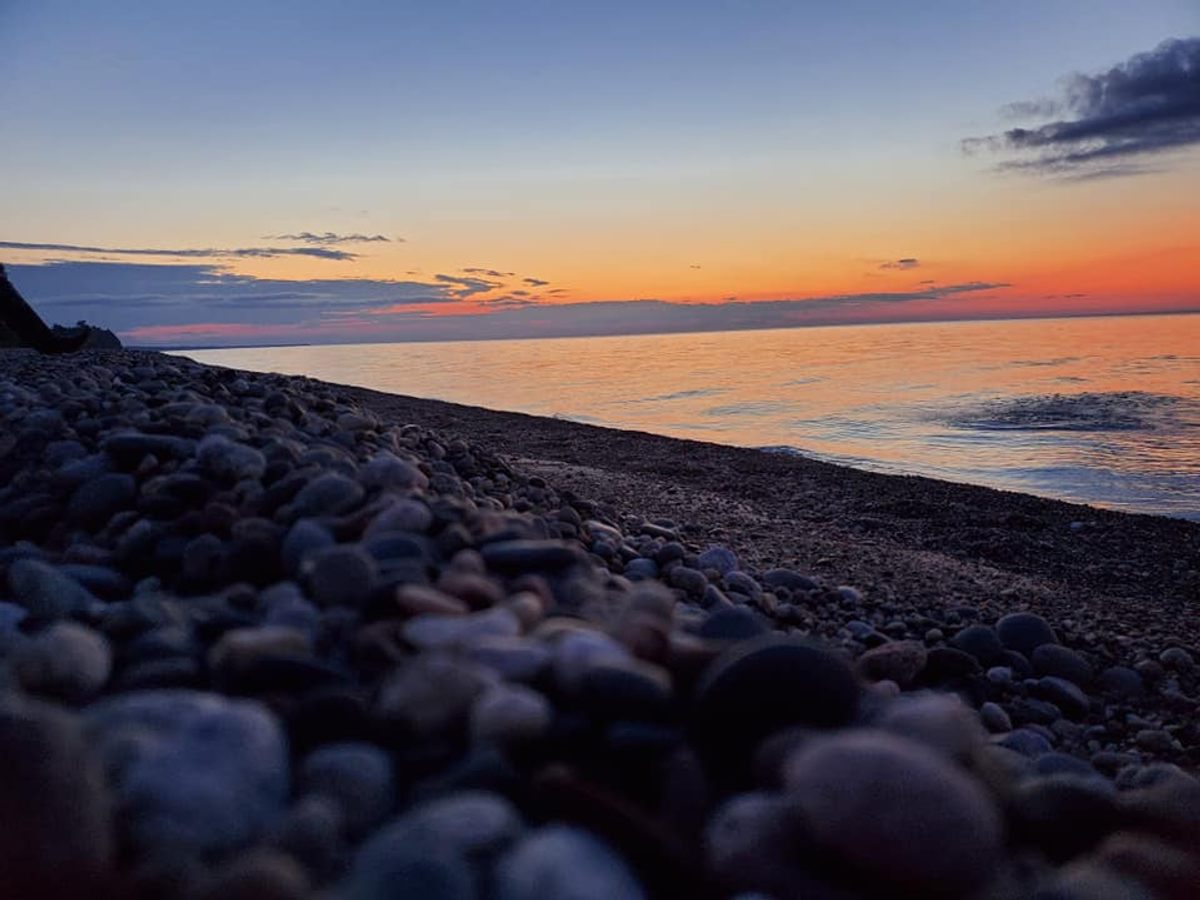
<box><xmin>52</xmin><ymin>321</ymin><xmax>123</xmax><ymax>349</ymax></box>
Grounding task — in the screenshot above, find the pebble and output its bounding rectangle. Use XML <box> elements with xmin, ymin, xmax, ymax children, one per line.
<box><xmin>996</xmin><ymin>612</ymin><xmax>1059</xmax><ymax>657</ymax></box>
<box><xmin>300</xmin><ymin>742</ymin><xmax>395</xmax><ymax>837</ymax></box>
<box><xmin>470</xmin><ymin>683</ymin><xmax>553</xmax><ymax>746</ymax></box>
<box><xmin>1035</xmin><ymin>676</ymin><xmax>1091</xmax><ymax>720</ymax></box>
<box><xmin>198</xmin><ymin>434</ymin><xmax>267</xmax><ymax>483</ymax></box>
<box><xmin>342</xmin><ymin>792</ymin><xmax>522</xmax><ymax>899</ymax></box>
<box><xmin>290</xmin><ymin>473</ymin><xmax>365</xmax><ymax>517</ymax></box>
<box><xmin>760</xmin><ymin>568</ymin><xmax>818</xmax><ymax>592</ymax></box>
<box><xmin>875</xmin><ymin>692</ymin><xmax>985</xmax><ymax>761</ymax></box>
<box><xmin>1158</xmin><ymin>646</ymin><xmax>1194</xmax><ymax>670</ymax></box>
<box><xmin>980</xmin><ymin>701</ymin><xmax>1012</xmax><ymax>733</ymax></box>
<box><xmin>783</xmin><ymin>730</ymin><xmax>1002</xmax><ymax>893</ymax></box>
<box><xmin>12</xmin><ymin>621</ymin><xmax>112</xmax><ymax>702</ymax></box>
<box><xmin>86</xmin><ymin>690</ymin><xmax>289</xmax><ymax>855</ymax></box>
<box><xmin>377</xmin><ymin>655</ymin><xmax>494</xmax><ymax>739</ymax></box>
<box><xmin>306</xmin><ymin>544</ymin><xmax>378</xmax><ymax>608</ymax></box>
<box><xmin>856</xmin><ymin>640</ymin><xmax>927</xmax><ymax>687</ymax></box>
<box><xmin>1033</xmin><ymin>644</ymin><xmax>1093</xmax><ymax>685</ymax></box>
<box><xmin>697</xmin><ymin>545</ymin><xmax>738</xmax><ymax>575</ymax></box>
<box><xmin>67</xmin><ymin>472</ymin><xmax>137</xmax><ymax>528</ymax></box>
<box><xmin>7</xmin><ymin>558</ymin><xmax>97</xmax><ymax>619</ymax></box>
<box><xmin>0</xmin><ymin>697</ymin><xmax>114</xmax><ymax>898</ymax></box>
<box><xmin>668</xmin><ymin>564</ymin><xmax>709</xmax><ymax>595</ymax></box>
<box><xmin>481</xmin><ymin>540</ymin><xmax>581</xmax><ymax>571</ymax></box>
<box><xmin>950</xmin><ymin>624</ymin><xmax>1006</xmax><ymax>665</ymax></box>
<box><xmin>404</xmin><ymin>606</ymin><xmax>522</xmax><ymax>650</ymax></box>
<box><xmin>691</xmin><ymin>636</ymin><xmax>860</xmax><ymax>781</ymax></box>
<box><xmin>1098</xmin><ymin>667</ymin><xmax>1145</xmax><ymax>701</ymax></box>
<box><xmin>494</xmin><ymin>825</ymin><xmax>646</xmax><ymax>900</ymax></box>
<box><xmin>281</xmin><ymin>519</ymin><xmax>334</xmax><ymax>576</ymax></box>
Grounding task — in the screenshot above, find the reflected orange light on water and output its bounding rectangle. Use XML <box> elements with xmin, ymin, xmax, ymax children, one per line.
<box><xmin>184</xmin><ymin>313</ymin><xmax>1200</xmax><ymax>519</ymax></box>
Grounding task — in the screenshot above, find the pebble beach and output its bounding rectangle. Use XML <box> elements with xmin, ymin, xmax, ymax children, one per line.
<box><xmin>1</xmin><ymin>348</ymin><xmax>1197</xmax><ymax>899</ymax></box>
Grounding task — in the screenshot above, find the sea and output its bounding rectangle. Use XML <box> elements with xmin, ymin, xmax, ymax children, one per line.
<box><xmin>180</xmin><ymin>313</ymin><xmax>1200</xmax><ymax>521</ymax></box>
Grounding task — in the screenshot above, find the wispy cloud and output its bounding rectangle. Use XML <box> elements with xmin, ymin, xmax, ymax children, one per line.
<box><xmin>463</xmin><ymin>267</ymin><xmax>515</xmax><ymax>278</ymax></box>
<box><xmin>0</xmin><ymin>239</ymin><xmax>358</xmax><ymax>261</ymax></box>
<box><xmin>880</xmin><ymin>257</ymin><xmax>920</xmax><ymax>270</ymax></box>
<box><xmin>264</xmin><ymin>231</ymin><xmax>398</xmax><ymax>245</ymax></box>
<box><xmin>963</xmin><ymin>36</ymin><xmax>1200</xmax><ymax>178</ymax></box>
<box><xmin>522</xmin><ymin>277</ymin><xmax>550</xmax><ymax>286</ymax></box>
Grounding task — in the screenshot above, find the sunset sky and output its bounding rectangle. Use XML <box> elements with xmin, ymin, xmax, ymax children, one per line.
<box><xmin>1</xmin><ymin>1</ymin><xmax>1197</xmax><ymax>346</ymax></box>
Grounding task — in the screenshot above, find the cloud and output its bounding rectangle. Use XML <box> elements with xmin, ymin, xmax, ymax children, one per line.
<box><xmin>463</xmin><ymin>267</ymin><xmax>515</xmax><ymax>278</ymax></box>
<box><xmin>0</xmin><ymin>239</ymin><xmax>358</xmax><ymax>261</ymax></box>
<box><xmin>434</xmin><ymin>273</ymin><xmax>504</xmax><ymax>298</ymax></box>
<box><xmin>264</xmin><ymin>232</ymin><xmax>397</xmax><ymax>245</ymax></box>
<box><xmin>880</xmin><ymin>257</ymin><xmax>920</xmax><ymax>270</ymax></box>
<box><xmin>3</xmin><ymin>260</ymin><xmax>1029</xmax><ymax>347</ymax></box>
<box><xmin>964</xmin><ymin>36</ymin><xmax>1200</xmax><ymax>178</ymax></box>
<box><xmin>523</xmin><ymin>277</ymin><xmax>550</xmax><ymax>286</ymax></box>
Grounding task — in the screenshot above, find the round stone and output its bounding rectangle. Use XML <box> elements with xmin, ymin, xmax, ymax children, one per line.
<box><xmin>697</xmin><ymin>545</ymin><xmax>738</xmax><ymax>575</ymax></box>
<box><xmin>290</xmin><ymin>473</ymin><xmax>365</xmax><ymax>517</ymax></box>
<box><xmin>1033</xmin><ymin>645</ymin><xmax>1093</xmax><ymax>685</ymax></box>
<box><xmin>495</xmin><ymin>826</ymin><xmax>646</xmax><ymax>900</ymax></box>
<box><xmin>198</xmin><ymin>434</ymin><xmax>267</xmax><ymax>483</ymax></box>
<box><xmin>699</xmin><ymin>607</ymin><xmax>769</xmax><ymax>642</ymax></box>
<box><xmin>306</xmin><ymin>544</ymin><xmax>377</xmax><ymax>608</ymax></box>
<box><xmin>300</xmin><ymin>742</ymin><xmax>395</xmax><ymax>837</ymax></box>
<box><xmin>85</xmin><ymin>690</ymin><xmax>289</xmax><ymax>856</ymax></box>
<box><xmin>949</xmin><ymin>625</ymin><xmax>1005</xmax><ymax>665</ymax></box>
<box><xmin>12</xmin><ymin>621</ymin><xmax>112</xmax><ymax>702</ymax></box>
<box><xmin>7</xmin><ymin>559</ymin><xmax>96</xmax><ymax>620</ymax></box>
<box><xmin>0</xmin><ymin>697</ymin><xmax>114</xmax><ymax>898</ymax></box>
<box><xmin>67</xmin><ymin>472</ymin><xmax>136</xmax><ymax>528</ymax></box>
<box><xmin>1097</xmin><ymin>666</ymin><xmax>1144</xmax><ymax>698</ymax></box>
<box><xmin>996</xmin><ymin>613</ymin><xmax>1058</xmax><ymax>657</ymax></box>
<box><xmin>470</xmin><ymin>683</ymin><xmax>552</xmax><ymax>747</ymax></box>
<box><xmin>856</xmin><ymin>640</ymin><xmax>928</xmax><ymax>688</ymax></box>
<box><xmin>691</xmin><ymin>636</ymin><xmax>860</xmax><ymax>783</ymax></box>
<box><xmin>875</xmin><ymin>692</ymin><xmax>985</xmax><ymax>761</ymax></box>
<box><xmin>783</xmin><ymin>730</ymin><xmax>1002</xmax><ymax>893</ymax></box>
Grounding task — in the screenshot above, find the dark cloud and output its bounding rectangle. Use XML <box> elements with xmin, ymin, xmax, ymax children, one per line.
<box><xmin>523</xmin><ymin>277</ymin><xmax>550</xmax><ymax>287</ymax></box>
<box><xmin>689</xmin><ymin>265</ymin><xmax>702</xmax><ymax>270</ymax></box>
<box><xmin>434</xmin><ymin>273</ymin><xmax>503</xmax><ymax>298</ymax></box>
<box><xmin>880</xmin><ymin>257</ymin><xmax>920</xmax><ymax>270</ymax></box>
<box><xmin>0</xmin><ymin>240</ymin><xmax>357</xmax><ymax>261</ymax></box>
<box><xmin>6</xmin><ymin>262</ymin><xmax>465</xmax><ymax>333</ymax></box>
<box><xmin>482</xmin><ymin>296</ymin><xmax>536</xmax><ymax>308</ymax></box>
<box><xmin>264</xmin><ymin>232</ymin><xmax>397</xmax><ymax>245</ymax></box>
<box><xmin>4</xmin><ymin>260</ymin><xmax>1026</xmax><ymax>346</ymax></box>
<box><xmin>964</xmin><ymin>37</ymin><xmax>1200</xmax><ymax>178</ymax></box>
<box><xmin>463</xmin><ymin>267</ymin><xmax>515</xmax><ymax>278</ymax></box>
<box><xmin>917</xmin><ymin>279</ymin><xmax>936</xmax><ymax>285</ymax></box>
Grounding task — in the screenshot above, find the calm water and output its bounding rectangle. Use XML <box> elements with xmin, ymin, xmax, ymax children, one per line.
<box><xmin>182</xmin><ymin>314</ymin><xmax>1200</xmax><ymax>520</ymax></box>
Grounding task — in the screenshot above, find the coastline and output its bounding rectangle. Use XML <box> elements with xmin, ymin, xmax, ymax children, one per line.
<box><xmin>1</xmin><ymin>347</ymin><xmax>1198</xmax><ymax>897</ymax></box>
<box><xmin>341</xmin><ymin>382</ymin><xmax>1200</xmax><ymax>641</ymax></box>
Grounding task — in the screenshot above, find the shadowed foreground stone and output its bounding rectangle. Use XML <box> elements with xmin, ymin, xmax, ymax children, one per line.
<box><xmin>0</xmin><ymin>696</ymin><xmax>114</xmax><ymax>898</ymax></box>
<box><xmin>691</xmin><ymin>636</ymin><xmax>860</xmax><ymax>784</ymax></box>
<box><xmin>783</xmin><ymin>729</ymin><xmax>1003</xmax><ymax>893</ymax></box>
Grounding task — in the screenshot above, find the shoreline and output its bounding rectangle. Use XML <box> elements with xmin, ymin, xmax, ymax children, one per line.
<box><xmin>1</xmin><ymin>348</ymin><xmax>1197</xmax><ymax>897</ymax></box>
<box><xmin>340</xmin><ymin>380</ymin><xmax>1200</xmax><ymax>640</ymax></box>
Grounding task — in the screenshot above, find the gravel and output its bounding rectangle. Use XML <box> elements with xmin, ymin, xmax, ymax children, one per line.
<box><xmin>0</xmin><ymin>348</ymin><xmax>1196</xmax><ymax>899</ymax></box>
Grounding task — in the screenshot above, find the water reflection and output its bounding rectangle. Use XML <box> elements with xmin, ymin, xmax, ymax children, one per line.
<box><xmin>181</xmin><ymin>313</ymin><xmax>1200</xmax><ymax>520</ymax></box>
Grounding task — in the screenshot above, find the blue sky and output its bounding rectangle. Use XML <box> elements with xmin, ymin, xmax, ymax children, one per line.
<box><xmin>1</xmin><ymin>1</ymin><xmax>1197</xmax><ymax>344</ymax></box>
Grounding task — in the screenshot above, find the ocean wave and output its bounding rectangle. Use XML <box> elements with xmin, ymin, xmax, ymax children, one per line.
<box><xmin>950</xmin><ymin>391</ymin><xmax>1197</xmax><ymax>433</ymax></box>
<box><xmin>627</xmin><ymin>387</ymin><xmax>728</xmax><ymax>403</ymax></box>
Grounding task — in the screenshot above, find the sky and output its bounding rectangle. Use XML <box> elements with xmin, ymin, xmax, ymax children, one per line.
<box><xmin>1</xmin><ymin>0</ymin><xmax>1198</xmax><ymax>346</ymax></box>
